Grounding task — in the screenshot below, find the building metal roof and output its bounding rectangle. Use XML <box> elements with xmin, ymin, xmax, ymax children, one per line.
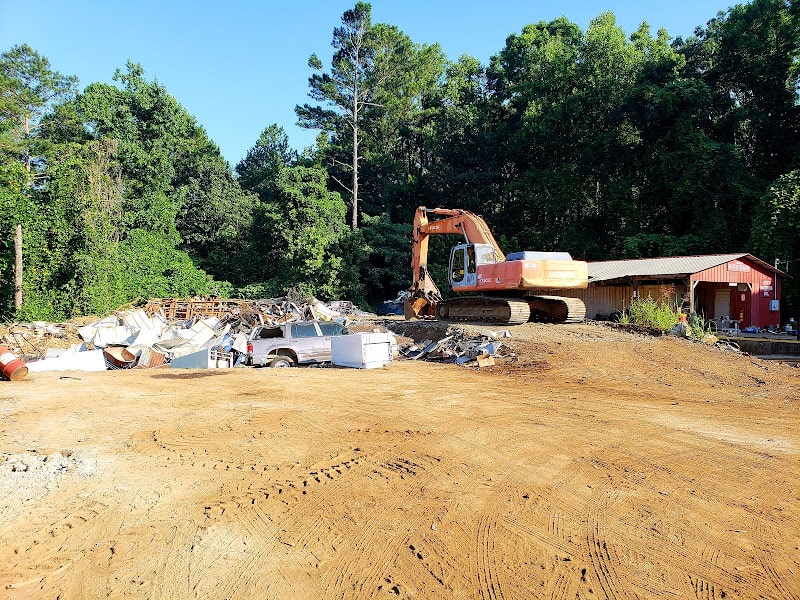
<box><xmin>588</xmin><ymin>253</ymin><xmax>782</xmax><ymax>284</ymax></box>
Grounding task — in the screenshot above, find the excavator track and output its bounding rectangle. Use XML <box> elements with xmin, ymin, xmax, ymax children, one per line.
<box><xmin>525</xmin><ymin>295</ymin><xmax>586</xmax><ymax>323</ymax></box>
<box><xmin>435</xmin><ymin>297</ymin><xmax>531</xmax><ymax>325</ymax></box>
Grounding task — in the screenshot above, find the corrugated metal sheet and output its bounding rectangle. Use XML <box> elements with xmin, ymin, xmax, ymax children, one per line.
<box><xmin>548</xmin><ymin>284</ymin><xmax>688</xmax><ymax>319</ymax></box>
<box><xmin>693</xmin><ymin>261</ymin><xmax>759</xmax><ymax>283</ymax></box>
<box><xmin>589</xmin><ymin>254</ymin><xmax>749</xmax><ymax>283</ymax></box>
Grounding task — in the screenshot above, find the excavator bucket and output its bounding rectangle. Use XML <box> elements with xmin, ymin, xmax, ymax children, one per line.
<box><xmin>404</xmin><ymin>296</ymin><xmax>436</xmax><ymax>320</ymax></box>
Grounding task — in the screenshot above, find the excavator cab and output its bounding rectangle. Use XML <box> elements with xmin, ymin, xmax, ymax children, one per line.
<box><xmin>449</xmin><ymin>243</ymin><xmax>500</xmax><ymax>289</ymax></box>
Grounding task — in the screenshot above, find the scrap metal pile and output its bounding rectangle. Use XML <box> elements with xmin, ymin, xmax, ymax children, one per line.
<box><xmin>0</xmin><ymin>297</ymin><xmax>513</xmax><ymax>378</ymax></box>
<box><xmin>1</xmin><ymin>296</ymin><xmax>357</xmax><ymax>375</ymax></box>
<box><xmin>400</xmin><ymin>327</ymin><xmax>513</xmax><ymax>368</ymax></box>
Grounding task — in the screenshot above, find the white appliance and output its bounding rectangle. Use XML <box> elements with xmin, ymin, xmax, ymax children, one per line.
<box><xmin>331</xmin><ymin>332</ymin><xmax>393</xmax><ymax>369</ymax></box>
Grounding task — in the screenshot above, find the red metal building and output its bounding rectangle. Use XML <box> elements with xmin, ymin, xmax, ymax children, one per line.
<box><xmin>551</xmin><ymin>254</ymin><xmax>787</xmax><ymax>330</ymax></box>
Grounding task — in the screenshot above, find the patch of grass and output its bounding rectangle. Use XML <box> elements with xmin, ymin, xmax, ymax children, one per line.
<box><xmin>618</xmin><ymin>297</ymin><xmax>679</xmax><ymax>332</ymax></box>
<box><xmin>687</xmin><ymin>312</ymin><xmax>715</xmax><ymax>341</ymax></box>
<box><xmin>617</xmin><ymin>296</ymin><xmax>718</xmax><ymax>341</ymax></box>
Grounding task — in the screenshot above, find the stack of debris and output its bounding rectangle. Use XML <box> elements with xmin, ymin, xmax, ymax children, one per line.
<box><xmin>144</xmin><ymin>296</ymin><xmax>359</xmax><ymax>329</ymax></box>
<box><xmin>400</xmin><ymin>328</ymin><xmax>513</xmax><ymax>368</ymax></box>
<box><xmin>4</xmin><ymin>296</ymin><xmax>359</xmax><ymax>374</ymax></box>
<box><xmin>22</xmin><ymin>309</ymin><xmax>245</xmax><ymax>373</ymax></box>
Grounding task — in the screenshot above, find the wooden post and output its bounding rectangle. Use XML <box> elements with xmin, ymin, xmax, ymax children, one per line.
<box><xmin>14</xmin><ymin>224</ymin><xmax>22</xmax><ymax>309</ymax></box>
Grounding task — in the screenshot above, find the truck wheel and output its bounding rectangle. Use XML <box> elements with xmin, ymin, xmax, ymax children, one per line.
<box><xmin>270</xmin><ymin>356</ymin><xmax>295</xmax><ymax>368</ymax></box>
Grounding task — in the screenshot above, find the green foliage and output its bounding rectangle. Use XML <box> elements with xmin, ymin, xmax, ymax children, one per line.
<box><xmin>3</xmin><ymin>0</ymin><xmax>800</xmax><ymax>319</ymax></box>
<box><xmin>0</xmin><ymin>44</ymin><xmax>78</xmax><ymax>172</ymax></box>
<box><xmin>623</xmin><ymin>233</ymin><xmax>706</xmax><ymax>258</ymax></box>
<box><xmin>235</xmin><ymin>124</ymin><xmax>297</xmax><ymax>203</ymax></box>
<box><xmin>118</xmin><ymin>229</ymin><xmax>213</xmax><ymax>300</ymax></box>
<box><xmin>247</xmin><ymin>162</ymin><xmax>354</xmax><ymax>301</ymax></box>
<box><xmin>355</xmin><ymin>213</ymin><xmax>408</xmax><ymax>304</ymax></box>
<box><xmin>619</xmin><ymin>296</ymin><xmax>679</xmax><ymax>331</ymax></box>
<box><xmin>750</xmin><ymin>169</ymin><xmax>800</xmax><ymax>313</ymax></box>
<box><xmin>0</xmin><ymin>161</ymin><xmax>28</xmax><ymax>314</ymax></box>
<box><xmin>174</xmin><ymin>152</ymin><xmax>257</xmax><ymax>284</ymax></box>
<box><xmin>297</xmin><ymin>3</ymin><xmax>446</xmax><ymax>229</ymax></box>
<box><xmin>0</xmin><ymin>57</ymin><xmax>234</xmax><ymax>320</ymax></box>
<box><xmin>687</xmin><ymin>312</ymin><xmax>715</xmax><ymax>341</ymax></box>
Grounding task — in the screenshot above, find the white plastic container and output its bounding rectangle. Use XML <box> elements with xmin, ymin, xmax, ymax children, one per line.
<box><xmin>331</xmin><ymin>332</ymin><xmax>393</xmax><ymax>369</ymax></box>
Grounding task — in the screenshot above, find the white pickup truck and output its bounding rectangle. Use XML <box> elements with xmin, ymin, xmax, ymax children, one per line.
<box><xmin>246</xmin><ymin>320</ymin><xmax>349</xmax><ymax>367</ymax></box>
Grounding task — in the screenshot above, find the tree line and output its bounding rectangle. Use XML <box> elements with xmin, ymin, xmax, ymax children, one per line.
<box><xmin>1</xmin><ymin>0</ymin><xmax>798</xmax><ymax>321</ymax></box>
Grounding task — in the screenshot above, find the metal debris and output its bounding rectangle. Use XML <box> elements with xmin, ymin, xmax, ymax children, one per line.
<box><xmin>3</xmin><ymin>295</ymin><xmax>361</xmax><ymax>373</ymax></box>
<box><xmin>399</xmin><ymin>329</ymin><xmax>513</xmax><ymax>367</ymax></box>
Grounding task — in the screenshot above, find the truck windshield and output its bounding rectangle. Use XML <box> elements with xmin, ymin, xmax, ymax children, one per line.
<box><xmin>452</xmin><ymin>247</ymin><xmax>465</xmax><ymax>282</ymax></box>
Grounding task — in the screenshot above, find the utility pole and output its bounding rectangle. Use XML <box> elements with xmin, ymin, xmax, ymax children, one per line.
<box><xmin>14</xmin><ymin>225</ymin><xmax>22</xmax><ymax>310</ymax></box>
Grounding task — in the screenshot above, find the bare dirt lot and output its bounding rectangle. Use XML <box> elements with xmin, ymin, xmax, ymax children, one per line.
<box><xmin>1</xmin><ymin>321</ymin><xmax>798</xmax><ymax>599</ymax></box>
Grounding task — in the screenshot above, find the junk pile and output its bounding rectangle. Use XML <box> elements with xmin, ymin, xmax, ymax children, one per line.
<box><xmin>142</xmin><ymin>296</ymin><xmax>358</xmax><ymax>328</ymax></box>
<box><xmin>400</xmin><ymin>328</ymin><xmax>513</xmax><ymax>368</ymax></box>
<box><xmin>1</xmin><ymin>296</ymin><xmax>357</xmax><ymax>377</ymax></box>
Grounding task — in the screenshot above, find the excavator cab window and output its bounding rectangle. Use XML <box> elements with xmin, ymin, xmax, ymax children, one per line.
<box><xmin>450</xmin><ymin>244</ymin><xmax>478</xmax><ymax>288</ymax></box>
<box><xmin>451</xmin><ymin>247</ymin><xmax>466</xmax><ymax>282</ymax></box>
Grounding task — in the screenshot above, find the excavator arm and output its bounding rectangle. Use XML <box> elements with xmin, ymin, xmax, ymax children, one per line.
<box><xmin>406</xmin><ymin>206</ymin><xmax>504</xmax><ymax>319</ymax></box>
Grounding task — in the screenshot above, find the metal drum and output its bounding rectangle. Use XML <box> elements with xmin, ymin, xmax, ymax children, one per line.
<box><xmin>0</xmin><ymin>345</ymin><xmax>28</xmax><ymax>381</ymax></box>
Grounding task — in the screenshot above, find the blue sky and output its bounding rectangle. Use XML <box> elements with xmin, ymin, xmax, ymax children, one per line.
<box><xmin>1</xmin><ymin>0</ymin><xmax>729</xmax><ymax>167</ymax></box>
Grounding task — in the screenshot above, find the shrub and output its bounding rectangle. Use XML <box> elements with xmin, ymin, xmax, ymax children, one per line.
<box><xmin>619</xmin><ymin>296</ymin><xmax>679</xmax><ymax>331</ymax></box>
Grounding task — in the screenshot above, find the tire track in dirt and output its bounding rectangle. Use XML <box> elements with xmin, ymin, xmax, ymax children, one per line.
<box><xmin>193</xmin><ymin>450</ymin><xmax>369</xmax><ymax>599</ymax></box>
<box><xmin>201</xmin><ymin>450</ymin><xmax>367</xmax><ymax>518</ymax></box>
<box><xmin>471</xmin><ymin>476</ymin><xmax>553</xmax><ymax>599</ymax></box>
<box><xmin>475</xmin><ymin>510</ymin><xmax>506</xmax><ymax>600</ymax></box>
<box><xmin>148</xmin><ymin>524</ymin><xmax>196</xmax><ymax>600</ymax></box>
<box><xmin>755</xmin><ymin>521</ymin><xmax>800</xmax><ymax>600</ymax></box>
<box><xmin>192</xmin><ymin>430</ymin><xmax>445</xmax><ymax>599</ymax></box>
<box><xmin>470</xmin><ymin>471</ymin><xmax>593</xmax><ymax>600</ymax></box>
<box><xmin>431</xmin><ymin>422</ymin><xmax>594</xmax><ymax>599</ymax></box>
<box><xmin>588</xmin><ymin>449</ymin><xmax>736</xmax><ymax>599</ymax></box>
<box><xmin>546</xmin><ymin>572</ymin><xmax>573</xmax><ymax>600</ymax></box>
<box><xmin>126</xmin><ymin>425</ymin><xmax>300</xmax><ymax>598</ymax></box>
<box><xmin>318</xmin><ymin>451</ymin><xmax>449</xmax><ymax>599</ymax></box>
<box><xmin>500</xmin><ymin>518</ymin><xmax>584</xmax><ymax>600</ymax></box>
<box><xmin>404</xmin><ymin>525</ymin><xmax>472</xmax><ymax>595</ymax></box>
<box><xmin>0</xmin><ymin>499</ymin><xmax>110</xmax><ymax>595</ymax></box>
<box><xmin>499</xmin><ymin>513</ymin><xmax>577</xmax><ymax>558</ymax></box>
<box><xmin>398</xmin><ymin>459</ymin><xmax>477</xmax><ymax>596</ymax></box>
<box><xmin>599</xmin><ymin>443</ymin><xmax>793</xmax><ymax>599</ymax></box>
<box><xmin>585</xmin><ymin>484</ymin><xmax>636</xmax><ymax>600</ymax></box>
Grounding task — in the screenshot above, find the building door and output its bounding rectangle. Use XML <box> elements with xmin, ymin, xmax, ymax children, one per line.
<box><xmin>714</xmin><ymin>288</ymin><xmax>731</xmax><ymax>319</ymax></box>
<box><xmin>731</xmin><ymin>285</ymin><xmax>751</xmax><ymax>327</ymax></box>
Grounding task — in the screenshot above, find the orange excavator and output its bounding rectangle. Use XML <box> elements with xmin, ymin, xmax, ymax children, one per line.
<box><xmin>404</xmin><ymin>206</ymin><xmax>588</xmax><ymax>325</ymax></box>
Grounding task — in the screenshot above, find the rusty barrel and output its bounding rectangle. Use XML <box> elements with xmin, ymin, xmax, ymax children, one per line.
<box><xmin>0</xmin><ymin>345</ymin><xmax>28</xmax><ymax>381</ymax></box>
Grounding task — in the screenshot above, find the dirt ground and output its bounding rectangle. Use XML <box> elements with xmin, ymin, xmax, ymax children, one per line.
<box><xmin>1</xmin><ymin>320</ymin><xmax>798</xmax><ymax>599</ymax></box>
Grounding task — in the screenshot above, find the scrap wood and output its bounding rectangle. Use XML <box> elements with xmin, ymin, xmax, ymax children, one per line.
<box><xmin>142</xmin><ymin>297</ymin><xmax>245</xmax><ymax>322</ymax></box>
<box><xmin>476</xmin><ymin>354</ymin><xmax>495</xmax><ymax>368</ymax></box>
<box><xmin>2</xmin><ymin>322</ymin><xmax>77</xmax><ymax>360</ymax></box>
<box><xmin>138</xmin><ymin>295</ymin><xmax>356</xmax><ymax>329</ymax></box>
